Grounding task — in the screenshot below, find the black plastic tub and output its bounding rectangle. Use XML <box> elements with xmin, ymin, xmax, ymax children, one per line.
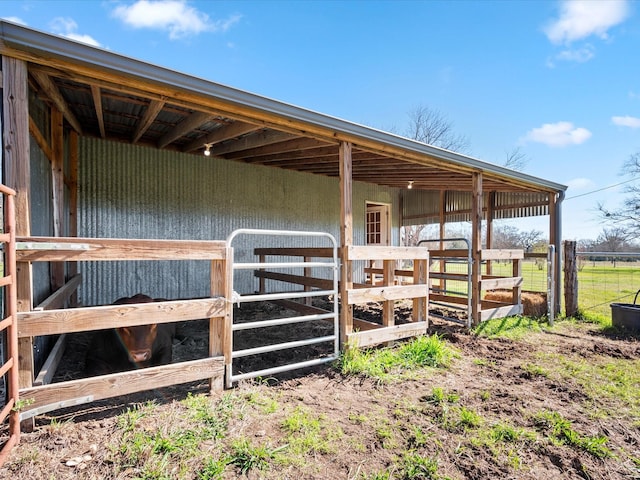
<box><xmin>611</xmin><ymin>290</ymin><xmax>640</xmax><ymax>331</ymax></box>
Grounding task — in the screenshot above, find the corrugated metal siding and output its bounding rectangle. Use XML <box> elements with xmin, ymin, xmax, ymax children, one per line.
<box><xmin>78</xmin><ymin>138</ymin><xmax>400</xmax><ymax>304</ymax></box>
<box><xmin>402</xmin><ymin>189</ymin><xmax>550</xmax><ymax>226</ymax></box>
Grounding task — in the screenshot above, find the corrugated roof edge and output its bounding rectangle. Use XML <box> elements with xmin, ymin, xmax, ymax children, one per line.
<box><xmin>0</xmin><ymin>20</ymin><xmax>566</xmax><ymax>193</ymax></box>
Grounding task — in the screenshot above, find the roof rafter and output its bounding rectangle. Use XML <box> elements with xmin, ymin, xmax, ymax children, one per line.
<box><xmin>30</xmin><ymin>70</ymin><xmax>83</xmax><ymax>134</ymax></box>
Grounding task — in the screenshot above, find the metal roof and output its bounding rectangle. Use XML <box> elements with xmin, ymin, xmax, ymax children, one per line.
<box><xmin>0</xmin><ymin>20</ymin><xmax>567</xmax><ymax>195</ymax></box>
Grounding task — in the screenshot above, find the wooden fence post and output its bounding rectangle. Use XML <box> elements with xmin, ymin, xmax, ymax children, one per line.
<box><xmin>563</xmin><ymin>240</ymin><xmax>578</xmax><ymax>317</ymax></box>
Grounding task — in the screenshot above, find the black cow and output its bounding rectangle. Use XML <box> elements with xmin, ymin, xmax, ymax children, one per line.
<box><xmin>85</xmin><ymin>294</ymin><xmax>176</xmax><ymax>375</ymax></box>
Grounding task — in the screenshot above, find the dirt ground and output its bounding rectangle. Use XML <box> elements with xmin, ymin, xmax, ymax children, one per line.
<box><xmin>3</xmin><ymin>301</ymin><xmax>640</xmax><ymax>479</ymax></box>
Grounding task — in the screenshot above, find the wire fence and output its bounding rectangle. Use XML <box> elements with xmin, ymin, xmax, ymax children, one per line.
<box><xmin>575</xmin><ymin>252</ymin><xmax>640</xmax><ymax>318</ymax></box>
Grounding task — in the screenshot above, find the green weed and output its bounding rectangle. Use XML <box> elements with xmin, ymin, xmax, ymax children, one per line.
<box><xmin>281</xmin><ymin>406</ymin><xmax>342</xmax><ymax>457</ymax></box>
<box><xmin>522</xmin><ymin>362</ymin><xmax>548</xmax><ymax>378</ymax></box>
<box><xmin>197</xmin><ymin>456</ymin><xmax>228</xmax><ymax>480</ymax></box>
<box><xmin>474</xmin><ymin>315</ymin><xmax>547</xmax><ymax>339</ymax></box>
<box><xmin>533</xmin><ymin>410</ymin><xmax>612</xmax><ymax>458</ymax></box>
<box><xmin>423</xmin><ymin>386</ymin><xmax>459</xmax><ymax>405</ymax></box>
<box><xmin>228</xmin><ymin>438</ymin><xmax>283</xmax><ymax>475</ymax></box>
<box><xmin>338</xmin><ymin>335</ymin><xmax>456</xmax><ymax>381</ymax></box>
<box><xmin>401</xmin><ymin>452</ymin><xmax>439</xmax><ymax>479</ymax></box>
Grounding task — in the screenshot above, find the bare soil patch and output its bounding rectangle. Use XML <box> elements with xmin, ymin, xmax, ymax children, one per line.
<box><xmin>3</xmin><ymin>303</ymin><xmax>640</xmax><ymax>479</ymax></box>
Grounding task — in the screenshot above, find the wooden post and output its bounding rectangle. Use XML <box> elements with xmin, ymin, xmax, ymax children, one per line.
<box><xmin>3</xmin><ymin>57</ymin><xmax>35</xmax><ymax>429</ymax></box>
<box><xmin>438</xmin><ymin>190</ymin><xmax>446</xmax><ymax>292</ymax></box>
<box><xmin>68</xmin><ymin>130</ymin><xmax>79</xmax><ymax>306</ymax></box>
<box><xmin>486</xmin><ymin>192</ymin><xmax>495</xmax><ymax>275</ymax></box>
<box><xmin>563</xmin><ymin>240</ymin><xmax>578</xmax><ymax>317</ymax></box>
<box><xmin>210</xmin><ymin>247</ymin><xmax>233</xmax><ymax>391</ymax></box>
<box><xmin>471</xmin><ymin>173</ymin><xmax>483</xmax><ymax>326</ymax></box>
<box><xmin>512</xmin><ymin>257</ymin><xmax>522</xmax><ymax>311</ymax></box>
<box><xmin>50</xmin><ymin>107</ymin><xmax>65</xmax><ymax>291</ymax></box>
<box><xmin>413</xmin><ymin>258</ymin><xmax>428</xmax><ymax>327</ymax></box>
<box><xmin>382</xmin><ymin>259</ymin><xmax>395</xmax><ymax>327</ymax></box>
<box><xmin>339</xmin><ymin>142</ymin><xmax>353</xmax><ymax>347</ymax></box>
<box><xmin>549</xmin><ymin>192</ymin><xmax>561</xmax><ymax>315</ymax></box>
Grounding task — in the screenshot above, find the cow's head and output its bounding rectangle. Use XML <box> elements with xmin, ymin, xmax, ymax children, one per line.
<box><xmin>113</xmin><ymin>293</ymin><xmax>157</xmax><ymax>364</ymax></box>
<box><xmin>117</xmin><ymin>324</ymin><xmax>158</xmax><ymax>363</ymax></box>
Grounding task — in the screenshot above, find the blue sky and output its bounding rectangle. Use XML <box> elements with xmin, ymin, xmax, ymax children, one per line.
<box><xmin>2</xmin><ymin>0</ymin><xmax>639</xmax><ymax>241</ymax></box>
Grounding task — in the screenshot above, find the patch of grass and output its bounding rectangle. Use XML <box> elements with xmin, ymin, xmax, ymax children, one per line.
<box><xmin>422</xmin><ymin>386</ymin><xmax>459</xmax><ymax>405</ymax></box>
<box><xmin>441</xmin><ymin>406</ymin><xmax>484</xmax><ymax>432</ymax></box>
<box><xmin>116</xmin><ymin>402</ymin><xmax>152</xmax><ymax>432</ymax></box>
<box><xmin>400</xmin><ymin>452</ymin><xmax>439</xmax><ymax>479</ymax></box>
<box><xmin>490</xmin><ymin>422</ymin><xmax>536</xmax><ymax>443</ymax></box>
<box><xmin>280</xmin><ymin>406</ymin><xmax>342</xmax><ymax>458</ymax></box>
<box><xmin>479</xmin><ymin>390</ymin><xmax>491</xmax><ymax>401</ymax></box>
<box><xmin>182</xmin><ymin>392</ymin><xmax>235</xmax><ymax>440</ymax></box>
<box><xmin>338</xmin><ymin>335</ymin><xmax>456</xmax><ymax>381</ymax></box>
<box><xmin>244</xmin><ymin>390</ymin><xmax>279</xmax><ymax>414</ymax></box>
<box><xmin>533</xmin><ymin>410</ymin><xmax>612</xmax><ymax>458</ymax></box>
<box><xmin>544</xmin><ymin>353</ymin><xmax>640</xmax><ymax>421</ymax></box>
<box><xmin>408</xmin><ymin>425</ymin><xmax>432</xmax><ymax>449</ymax></box>
<box><xmin>474</xmin><ymin>315</ymin><xmax>548</xmax><ymax>339</ymax></box>
<box><xmin>521</xmin><ymin>362</ymin><xmax>548</xmax><ymax>378</ymax></box>
<box><xmin>348</xmin><ymin>412</ymin><xmax>369</xmax><ymax>424</ymax></box>
<box><xmin>197</xmin><ymin>456</ymin><xmax>228</xmax><ymax>480</ymax></box>
<box><xmin>228</xmin><ymin>438</ymin><xmax>282</xmax><ymax>475</ymax></box>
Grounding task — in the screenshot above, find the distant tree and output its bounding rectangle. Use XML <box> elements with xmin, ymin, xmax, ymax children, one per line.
<box><xmin>490</xmin><ymin>225</ymin><xmax>544</xmax><ymax>252</ymax></box>
<box><xmin>401</xmin><ymin>224</ymin><xmax>427</xmax><ymax>246</ymax></box>
<box><xmin>404</xmin><ymin>105</ymin><xmax>471</xmax><ymax>154</ymax></box>
<box><xmin>502</xmin><ymin>146</ymin><xmax>529</xmax><ymax>171</ymax></box>
<box><xmin>598</xmin><ymin>151</ymin><xmax>640</xmax><ymax>238</ymax></box>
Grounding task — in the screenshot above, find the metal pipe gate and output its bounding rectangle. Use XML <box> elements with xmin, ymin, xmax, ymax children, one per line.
<box><xmin>225</xmin><ymin>229</ymin><xmax>339</xmax><ymax>388</ymax></box>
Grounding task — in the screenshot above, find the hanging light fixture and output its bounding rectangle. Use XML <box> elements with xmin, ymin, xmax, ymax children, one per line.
<box><xmin>407</xmin><ymin>181</ymin><xmax>414</xmax><ymax>189</ymax></box>
<box><xmin>203</xmin><ymin>144</ymin><xmax>212</xmax><ymax>156</ymax></box>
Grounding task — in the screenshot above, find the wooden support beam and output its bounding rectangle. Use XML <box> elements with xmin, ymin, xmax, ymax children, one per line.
<box><xmin>339</xmin><ymin>142</ymin><xmax>353</xmax><ymax>346</ymax></box>
<box><xmin>182</xmin><ymin>120</ymin><xmax>261</xmax><ymax>153</ymax></box>
<box><xmin>20</xmin><ymin>357</ymin><xmax>225</xmax><ymax>420</ymax></box>
<box><xmin>382</xmin><ymin>260</ymin><xmax>395</xmax><ymax>327</ymax></box>
<box><xmin>50</xmin><ymin>107</ymin><xmax>65</xmax><ymax>290</ymax></box>
<box><xmin>90</xmin><ymin>85</ymin><xmax>106</xmax><ymax>138</ymax></box>
<box><xmin>30</xmin><ymin>70</ymin><xmax>83</xmax><ymax>134</ymax></box>
<box><xmin>16</xmin><ymin>236</ymin><xmax>227</xmax><ymax>261</ymax></box>
<box><xmin>207</xmin><ymin>129</ymin><xmax>292</xmax><ymax>156</ymax></box>
<box><xmin>210</xmin><ymin>248</ymin><xmax>232</xmax><ymax>392</ymax></box>
<box><xmin>347</xmin><ymin>284</ymin><xmax>428</xmax><ymax>304</ymax></box>
<box><xmin>157</xmin><ymin>110</ymin><xmax>211</xmax><ymax>148</ymax></box>
<box><xmin>486</xmin><ymin>191</ymin><xmax>495</xmax><ymax>275</ymax></box>
<box><xmin>471</xmin><ymin>172</ymin><xmax>483</xmax><ymax>327</ymax></box>
<box><xmin>413</xmin><ymin>259</ymin><xmax>428</xmax><ymax>325</ymax></box>
<box><xmin>3</xmin><ymin>58</ymin><xmax>35</xmax><ymax>407</ymax></box>
<box><xmin>35</xmin><ymin>274</ymin><xmax>82</xmax><ymax>311</ymax></box>
<box><xmin>68</xmin><ymin>130</ymin><xmax>79</xmax><ymax>306</ymax></box>
<box><xmin>28</xmin><ymin>116</ymin><xmax>53</xmax><ymax>161</ymax></box>
<box><xmin>17</xmin><ymin>297</ymin><xmax>227</xmax><ymax>337</ymax></box>
<box><xmin>347</xmin><ymin>322</ymin><xmax>429</xmax><ymax>349</ymax></box>
<box><xmin>132</xmin><ymin>98</ymin><xmax>165</xmax><ymax>143</ymax></box>
<box><xmin>347</xmin><ymin>245</ymin><xmax>430</xmax><ymax>261</ymax></box>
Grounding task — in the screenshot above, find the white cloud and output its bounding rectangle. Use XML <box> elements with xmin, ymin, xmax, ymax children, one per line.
<box><xmin>50</xmin><ymin>17</ymin><xmax>101</xmax><ymax>47</ymax></box>
<box><xmin>566</xmin><ymin>177</ymin><xmax>595</xmax><ymax>190</ymax></box>
<box><xmin>544</xmin><ymin>0</ymin><xmax>630</xmax><ymax>44</ymax></box>
<box><xmin>2</xmin><ymin>16</ymin><xmax>27</xmax><ymax>26</ymax></box>
<box><xmin>556</xmin><ymin>45</ymin><xmax>595</xmax><ymax>62</ymax></box>
<box><xmin>521</xmin><ymin>121</ymin><xmax>592</xmax><ymax>147</ymax></box>
<box><xmin>612</xmin><ymin>115</ymin><xmax>640</xmax><ymax>128</ymax></box>
<box><xmin>111</xmin><ymin>0</ymin><xmax>241</xmax><ymax>40</ymax></box>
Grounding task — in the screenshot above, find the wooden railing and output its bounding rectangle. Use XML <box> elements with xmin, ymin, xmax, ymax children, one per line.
<box><xmin>14</xmin><ymin>236</ymin><xmax>231</xmax><ymax>421</ymax></box>
<box><xmin>0</xmin><ymin>184</ymin><xmax>20</xmax><ymax>467</ymax></box>
<box><xmin>255</xmin><ymin>245</ymin><xmax>430</xmax><ymax>349</ymax></box>
<box><xmin>427</xmin><ymin>248</ymin><xmax>524</xmax><ymax>324</ymax></box>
